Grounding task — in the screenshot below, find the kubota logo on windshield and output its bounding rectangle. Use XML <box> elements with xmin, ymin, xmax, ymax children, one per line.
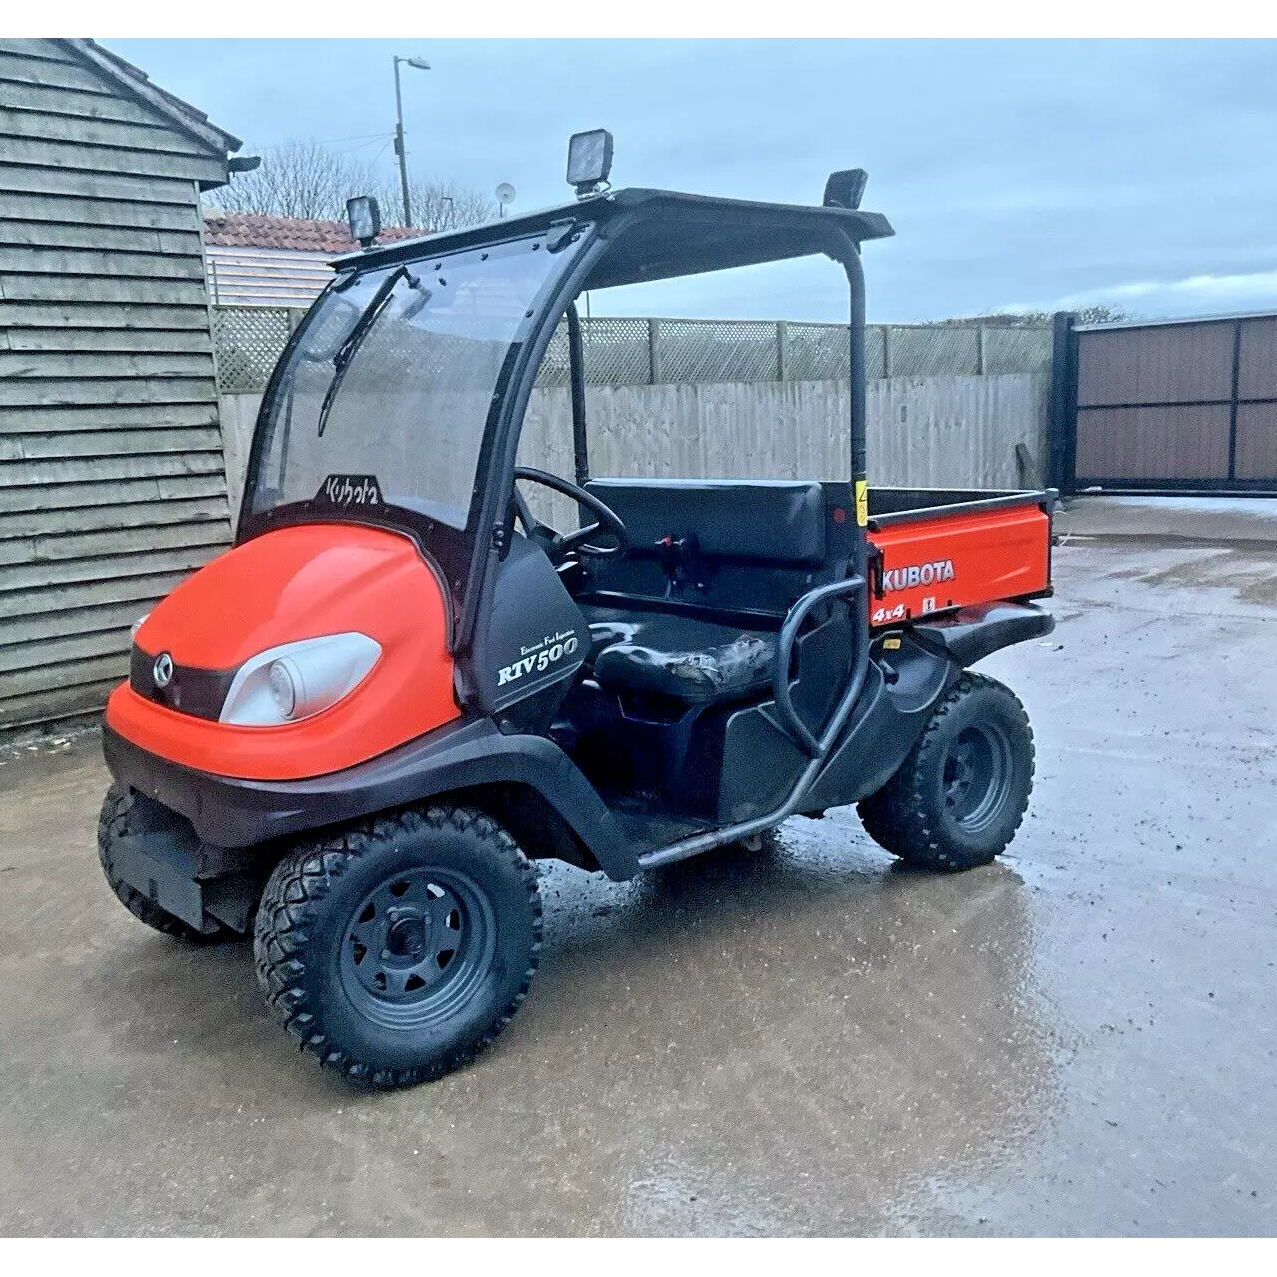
<box><xmin>316</xmin><ymin>474</ymin><xmax>383</xmax><ymax>507</ymax></box>
<box><xmin>882</xmin><ymin>559</ymin><xmax>955</xmax><ymax>593</ymax></box>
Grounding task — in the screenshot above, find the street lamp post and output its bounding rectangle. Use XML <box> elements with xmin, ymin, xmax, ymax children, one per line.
<box><xmin>392</xmin><ymin>54</ymin><xmax>430</xmax><ymax>228</ymax></box>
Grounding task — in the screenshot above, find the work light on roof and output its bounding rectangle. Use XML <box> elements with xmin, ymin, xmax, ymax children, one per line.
<box><xmin>822</xmin><ymin>168</ymin><xmax>869</xmax><ymax>211</ymax></box>
<box><xmin>346</xmin><ymin>195</ymin><xmax>381</xmax><ymax>249</ymax></box>
<box><xmin>566</xmin><ymin>129</ymin><xmax>614</xmax><ymax>198</ymax></box>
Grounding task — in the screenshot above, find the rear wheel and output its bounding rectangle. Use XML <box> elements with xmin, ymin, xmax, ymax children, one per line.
<box><xmin>857</xmin><ymin>672</ymin><xmax>1034</xmax><ymax>871</ymax></box>
<box><xmin>253</xmin><ymin>805</ymin><xmax>542</xmax><ymax>1088</ymax></box>
<box><xmin>97</xmin><ymin>783</ymin><xmax>223</xmax><ymax>941</ymax></box>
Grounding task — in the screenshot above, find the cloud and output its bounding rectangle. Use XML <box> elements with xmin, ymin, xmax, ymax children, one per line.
<box><xmin>1008</xmin><ymin>267</ymin><xmax>1277</xmax><ymax>319</ymax></box>
<box><xmin>105</xmin><ymin>38</ymin><xmax>1277</xmax><ymax>324</ymax></box>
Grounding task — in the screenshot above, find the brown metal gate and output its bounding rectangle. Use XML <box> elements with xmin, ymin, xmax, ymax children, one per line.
<box><xmin>1062</xmin><ymin>313</ymin><xmax>1277</xmax><ymax>492</ymax></box>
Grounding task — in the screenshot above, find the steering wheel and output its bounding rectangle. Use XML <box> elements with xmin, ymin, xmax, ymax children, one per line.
<box><xmin>512</xmin><ymin>466</ymin><xmax>628</xmax><ymax>565</ymax></box>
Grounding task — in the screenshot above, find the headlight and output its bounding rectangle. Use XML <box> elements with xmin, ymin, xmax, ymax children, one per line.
<box><xmin>219</xmin><ymin>633</ymin><xmax>381</xmax><ymax>726</ymax></box>
<box><xmin>267</xmin><ymin>659</ymin><xmax>298</xmax><ymax>718</ymax></box>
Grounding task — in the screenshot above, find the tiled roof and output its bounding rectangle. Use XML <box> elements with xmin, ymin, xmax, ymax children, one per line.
<box><xmin>202</xmin><ymin>210</ymin><xmax>428</xmax><ymax>254</ymax></box>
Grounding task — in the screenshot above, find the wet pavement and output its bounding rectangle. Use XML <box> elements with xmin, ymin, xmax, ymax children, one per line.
<box><xmin>0</xmin><ymin>539</ymin><xmax>1274</xmax><ymax>1236</ymax></box>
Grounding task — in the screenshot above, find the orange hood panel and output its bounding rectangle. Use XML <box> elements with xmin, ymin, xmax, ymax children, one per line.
<box><xmin>108</xmin><ymin>524</ymin><xmax>461</xmax><ymax>782</ymax></box>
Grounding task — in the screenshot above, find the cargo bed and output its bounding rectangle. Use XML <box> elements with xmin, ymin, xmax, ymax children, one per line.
<box><xmin>865</xmin><ymin>487</ymin><xmax>1055</xmax><ymax>628</ymax></box>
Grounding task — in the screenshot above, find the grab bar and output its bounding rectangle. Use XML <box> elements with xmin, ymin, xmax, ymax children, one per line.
<box><xmin>771</xmin><ymin>574</ymin><xmax>867</xmax><ymax>758</ymax></box>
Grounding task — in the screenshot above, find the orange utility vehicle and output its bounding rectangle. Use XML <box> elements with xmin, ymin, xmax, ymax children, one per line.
<box><xmin>97</xmin><ymin>139</ymin><xmax>1054</xmax><ymax>1086</ymax></box>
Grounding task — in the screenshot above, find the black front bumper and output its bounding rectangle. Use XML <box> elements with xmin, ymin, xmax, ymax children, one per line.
<box><xmin>104</xmin><ymin>725</ymin><xmax>317</xmax><ymax>850</ymax></box>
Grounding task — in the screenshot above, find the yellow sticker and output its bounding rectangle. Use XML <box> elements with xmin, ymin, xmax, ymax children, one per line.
<box><xmin>854</xmin><ymin>478</ymin><xmax>869</xmax><ymax>527</ymax></box>
<box><xmin>883</xmin><ymin>636</ymin><xmax>902</xmax><ymax>650</ymax></box>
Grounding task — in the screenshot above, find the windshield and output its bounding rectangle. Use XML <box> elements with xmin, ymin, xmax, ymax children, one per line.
<box><xmin>249</xmin><ymin>234</ymin><xmax>568</xmax><ymax>531</ymax></box>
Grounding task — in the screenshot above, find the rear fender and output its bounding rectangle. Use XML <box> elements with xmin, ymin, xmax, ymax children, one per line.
<box><xmin>801</xmin><ymin>602</ymin><xmax>1052</xmax><ymax>812</ymax></box>
<box><xmin>908</xmin><ymin>601</ymin><xmax>1055</xmax><ymax>666</ymax></box>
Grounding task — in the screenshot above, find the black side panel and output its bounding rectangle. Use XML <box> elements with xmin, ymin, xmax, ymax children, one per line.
<box><xmin>483</xmin><ymin>533</ymin><xmax>589</xmax><ymax>730</ymax></box>
<box><xmin>713</xmin><ymin>607</ymin><xmax>856</xmax><ymax>822</ymax></box>
<box><xmin>783</xmin><ymin>603</ymin><xmax>857</xmax><ymax>738</ymax></box>
<box><xmin>103</xmin><ymin>719</ymin><xmax>638</xmax><ymax>879</ymax></box>
<box><xmin>717</xmin><ymin>703</ymin><xmax>809</xmax><ymax>823</ymax></box>
<box><xmin>801</xmin><ymin>636</ymin><xmax>958</xmax><ymax>813</ymax></box>
<box><xmin>911</xmin><ymin>602</ymin><xmax>1054</xmax><ymax>667</ymax></box>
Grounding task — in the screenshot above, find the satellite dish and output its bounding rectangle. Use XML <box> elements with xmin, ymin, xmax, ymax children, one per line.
<box><xmin>495</xmin><ymin>182</ymin><xmax>516</xmax><ymax>217</ymax></box>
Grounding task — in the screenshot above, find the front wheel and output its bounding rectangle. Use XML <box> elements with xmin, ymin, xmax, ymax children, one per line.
<box><xmin>857</xmin><ymin>672</ymin><xmax>1035</xmax><ymax>871</ymax></box>
<box><xmin>254</xmin><ymin>806</ymin><xmax>542</xmax><ymax>1088</ymax></box>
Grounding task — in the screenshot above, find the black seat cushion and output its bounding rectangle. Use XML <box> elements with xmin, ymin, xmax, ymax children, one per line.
<box><xmin>587</xmin><ymin>610</ymin><xmax>777</xmax><ymax>705</ymax></box>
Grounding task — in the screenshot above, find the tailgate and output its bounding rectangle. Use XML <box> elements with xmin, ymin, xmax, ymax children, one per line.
<box><xmin>866</xmin><ymin>492</ymin><xmax>1052</xmax><ymax>628</ymax></box>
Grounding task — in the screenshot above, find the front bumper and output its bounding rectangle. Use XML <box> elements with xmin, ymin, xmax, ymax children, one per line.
<box><xmin>104</xmin><ymin>724</ymin><xmax>314</xmax><ymax>849</ymax></box>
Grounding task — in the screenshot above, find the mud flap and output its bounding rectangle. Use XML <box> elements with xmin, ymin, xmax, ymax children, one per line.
<box><xmin>109</xmin><ymin>829</ymin><xmax>213</xmax><ymax>934</ymax></box>
<box><xmin>108</xmin><ymin>829</ymin><xmax>257</xmax><ymax>934</ymax></box>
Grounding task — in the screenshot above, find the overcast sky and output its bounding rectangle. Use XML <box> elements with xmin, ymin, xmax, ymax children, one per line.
<box><xmin>111</xmin><ymin>38</ymin><xmax>1277</xmax><ymax>324</ymax></box>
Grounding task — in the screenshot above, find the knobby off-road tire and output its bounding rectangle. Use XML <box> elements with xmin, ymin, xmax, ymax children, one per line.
<box><xmin>97</xmin><ymin>782</ymin><xmax>225</xmax><ymax>941</ymax></box>
<box><xmin>857</xmin><ymin>672</ymin><xmax>1034</xmax><ymax>872</ymax></box>
<box><xmin>254</xmin><ymin>805</ymin><xmax>542</xmax><ymax>1088</ymax></box>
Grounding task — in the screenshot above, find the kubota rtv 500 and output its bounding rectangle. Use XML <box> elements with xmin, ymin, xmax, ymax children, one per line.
<box><xmin>98</xmin><ymin>137</ymin><xmax>1054</xmax><ymax>1086</ymax></box>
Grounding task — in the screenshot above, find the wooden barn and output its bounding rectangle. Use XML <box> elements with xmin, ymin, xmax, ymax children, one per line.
<box><xmin>0</xmin><ymin>38</ymin><xmax>241</xmax><ymax>730</ymax></box>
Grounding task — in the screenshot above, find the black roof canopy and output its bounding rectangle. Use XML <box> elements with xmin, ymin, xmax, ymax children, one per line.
<box><xmin>332</xmin><ymin>187</ymin><xmax>894</xmax><ymax>287</ymax></box>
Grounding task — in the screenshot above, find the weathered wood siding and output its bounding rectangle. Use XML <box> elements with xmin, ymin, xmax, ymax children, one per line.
<box><xmin>0</xmin><ymin>38</ymin><xmax>231</xmax><ymax>728</ymax></box>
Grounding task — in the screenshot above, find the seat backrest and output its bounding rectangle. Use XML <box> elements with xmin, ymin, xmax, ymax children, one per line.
<box><xmin>580</xmin><ymin>479</ymin><xmax>855</xmax><ymax>621</ymax></box>
<box><xmin>585</xmin><ymin>479</ymin><xmax>827</xmax><ymax>566</ymax></box>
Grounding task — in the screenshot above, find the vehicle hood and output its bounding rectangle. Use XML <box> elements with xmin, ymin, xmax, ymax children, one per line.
<box><xmin>133</xmin><ymin>523</ymin><xmax>442</xmax><ymax>671</ymax></box>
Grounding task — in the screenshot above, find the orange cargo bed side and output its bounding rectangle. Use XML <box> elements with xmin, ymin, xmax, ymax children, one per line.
<box><xmin>865</xmin><ymin>491</ymin><xmax>1052</xmax><ymax>628</ymax></box>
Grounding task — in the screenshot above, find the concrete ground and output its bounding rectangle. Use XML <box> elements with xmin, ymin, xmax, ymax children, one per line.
<box><xmin>1056</xmin><ymin>493</ymin><xmax>1277</xmax><ymax>546</ymax></box>
<box><xmin>1</xmin><ymin>539</ymin><xmax>1275</xmax><ymax>1236</ymax></box>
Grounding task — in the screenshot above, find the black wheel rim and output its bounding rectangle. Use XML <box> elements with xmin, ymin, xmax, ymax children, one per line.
<box><xmin>942</xmin><ymin>723</ymin><xmax>1013</xmax><ymax>833</ymax></box>
<box><xmin>338</xmin><ymin>867</ymin><xmax>496</xmax><ymax>1030</ymax></box>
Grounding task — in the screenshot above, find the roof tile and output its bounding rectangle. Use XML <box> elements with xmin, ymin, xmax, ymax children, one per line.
<box><xmin>202</xmin><ymin>210</ymin><xmax>428</xmax><ymax>254</ymax></box>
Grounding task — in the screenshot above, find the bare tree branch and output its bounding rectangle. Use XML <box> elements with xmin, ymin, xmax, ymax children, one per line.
<box><xmin>370</xmin><ymin>176</ymin><xmax>498</xmax><ymax>231</ymax></box>
<box><xmin>211</xmin><ymin>139</ymin><xmax>374</xmax><ymax>220</ymax></box>
<box><xmin>209</xmin><ymin>138</ymin><xmax>498</xmax><ymax>231</ymax></box>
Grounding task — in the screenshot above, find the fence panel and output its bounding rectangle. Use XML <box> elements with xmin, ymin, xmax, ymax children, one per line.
<box><xmin>212</xmin><ymin>306</ymin><xmax>1053</xmax><ymax>395</ymax></box>
<box><xmin>984</xmin><ymin>325</ymin><xmax>1053</xmax><ymax>375</ymax></box>
<box><xmin>654</xmin><ymin>318</ymin><xmax>780</xmax><ymax>384</ymax></box>
<box><xmin>884</xmin><ymin>325</ymin><xmax>980</xmax><ymax>377</ymax></box>
<box><xmin>787</xmin><ymin>322</ymin><xmax>853</xmax><ymax>381</ymax></box>
<box><xmin>581</xmin><ymin>317</ymin><xmax>653</xmax><ymax>386</ymax></box>
<box><xmin>210</xmin><ymin>306</ymin><xmax>294</xmax><ymax>394</ymax></box>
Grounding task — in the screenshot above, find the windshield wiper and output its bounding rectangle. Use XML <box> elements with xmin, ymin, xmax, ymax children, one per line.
<box><xmin>315</xmin><ymin>265</ymin><xmax>409</xmax><ymax>439</ymax></box>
